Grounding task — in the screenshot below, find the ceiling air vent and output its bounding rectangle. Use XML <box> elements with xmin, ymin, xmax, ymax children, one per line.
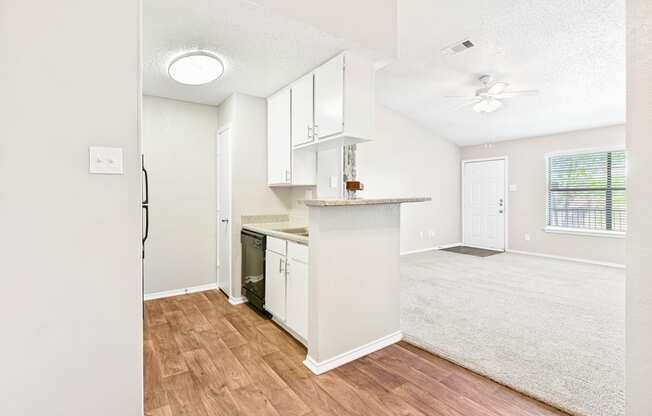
<box><xmin>441</xmin><ymin>39</ymin><xmax>475</xmax><ymax>56</ymax></box>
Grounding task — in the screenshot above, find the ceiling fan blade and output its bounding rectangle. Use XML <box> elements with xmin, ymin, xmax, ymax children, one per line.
<box><xmin>488</xmin><ymin>82</ymin><xmax>508</xmax><ymax>95</ymax></box>
<box><xmin>494</xmin><ymin>90</ymin><xmax>539</xmax><ymax>98</ymax></box>
<box><xmin>444</xmin><ymin>95</ymin><xmax>478</xmax><ymax>99</ymax></box>
<box><xmin>455</xmin><ymin>98</ymin><xmax>481</xmax><ymax>110</ymax></box>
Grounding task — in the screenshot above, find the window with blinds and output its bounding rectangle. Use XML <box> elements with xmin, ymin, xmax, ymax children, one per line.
<box><xmin>547</xmin><ymin>150</ymin><xmax>627</xmax><ymax>233</ymax></box>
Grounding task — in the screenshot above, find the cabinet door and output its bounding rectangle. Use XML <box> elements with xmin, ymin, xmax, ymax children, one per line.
<box><xmin>286</xmin><ymin>257</ymin><xmax>308</xmax><ymax>340</ymax></box>
<box><xmin>267</xmin><ymin>89</ymin><xmax>291</xmax><ymax>185</ymax></box>
<box><xmin>291</xmin><ymin>74</ymin><xmax>314</xmax><ymax>147</ymax></box>
<box><xmin>264</xmin><ymin>250</ymin><xmax>286</xmax><ymax>320</ymax></box>
<box><xmin>314</xmin><ymin>54</ymin><xmax>344</xmax><ymax>139</ymax></box>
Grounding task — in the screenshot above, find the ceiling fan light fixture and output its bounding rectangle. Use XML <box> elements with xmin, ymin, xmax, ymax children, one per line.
<box><xmin>168</xmin><ymin>51</ymin><xmax>224</xmax><ymax>85</ymax></box>
<box><xmin>473</xmin><ymin>98</ymin><xmax>503</xmax><ymax>113</ymax></box>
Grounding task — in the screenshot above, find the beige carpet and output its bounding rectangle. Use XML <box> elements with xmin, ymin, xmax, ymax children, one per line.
<box><xmin>400</xmin><ymin>250</ymin><xmax>625</xmax><ymax>416</ymax></box>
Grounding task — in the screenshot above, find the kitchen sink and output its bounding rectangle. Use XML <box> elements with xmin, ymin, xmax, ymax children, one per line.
<box><xmin>281</xmin><ymin>227</ymin><xmax>309</xmax><ymax>237</ymax></box>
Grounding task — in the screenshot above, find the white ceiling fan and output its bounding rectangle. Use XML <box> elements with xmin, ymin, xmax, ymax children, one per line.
<box><xmin>447</xmin><ymin>75</ymin><xmax>539</xmax><ymax>113</ymax></box>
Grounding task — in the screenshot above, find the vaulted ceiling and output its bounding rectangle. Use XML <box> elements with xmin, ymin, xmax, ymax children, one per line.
<box><xmin>143</xmin><ymin>0</ymin><xmax>625</xmax><ymax>146</ymax></box>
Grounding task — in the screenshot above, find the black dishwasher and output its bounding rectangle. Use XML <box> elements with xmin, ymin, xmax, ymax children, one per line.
<box><xmin>241</xmin><ymin>230</ymin><xmax>268</xmax><ymax>315</ymax></box>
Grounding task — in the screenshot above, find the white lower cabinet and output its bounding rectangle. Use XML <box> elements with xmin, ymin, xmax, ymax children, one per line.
<box><xmin>264</xmin><ymin>238</ymin><xmax>308</xmax><ymax>342</ymax></box>
<box><xmin>286</xmin><ymin>246</ymin><xmax>308</xmax><ymax>340</ymax></box>
<box><xmin>264</xmin><ymin>249</ymin><xmax>286</xmax><ymax>321</ymax></box>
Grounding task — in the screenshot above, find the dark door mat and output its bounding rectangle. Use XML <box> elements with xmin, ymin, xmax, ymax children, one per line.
<box><xmin>441</xmin><ymin>246</ymin><xmax>503</xmax><ymax>257</ymax></box>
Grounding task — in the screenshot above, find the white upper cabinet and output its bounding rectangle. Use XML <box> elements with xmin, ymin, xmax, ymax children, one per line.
<box><xmin>314</xmin><ymin>54</ymin><xmax>344</xmax><ymax>139</ymax></box>
<box><xmin>297</xmin><ymin>52</ymin><xmax>375</xmax><ymax>152</ymax></box>
<box><xmin>267</xmin><ymin>86</ymin><xmax>316</xmax><ymax>186</ymax></box>
<box><xmin>291</xmin><ymin>74</ymin><xmax>315</xmax><ymax>147</ymax></box>
<box><xmin>267</xmin><ymin>88</ymin><xmax>291</xmax><ymax>185</ymax></box>
<box><xmin>267</xmin><ymin>51</ymin><xmax>374</xmax><ymax>186</ymax></box>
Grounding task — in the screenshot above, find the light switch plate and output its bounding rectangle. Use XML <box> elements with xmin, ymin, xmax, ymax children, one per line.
<box><xmin>509</xmin><ymin>184</ymin><xmax>518</xmax><ymax>192</ymax></box>
<box><xmin>329</xmin><ymin>176</ymin><xmax>338</xmax><ymax>188</ymax></box>
<box><xmin>89</xmin><ymin>147</ymin><xmax>124</xmax><ymax>174</ymax></box>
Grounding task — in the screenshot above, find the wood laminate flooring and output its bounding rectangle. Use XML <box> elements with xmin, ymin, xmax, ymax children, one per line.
<box><xmin>144</xmin><ymin>290</ymin><xmax>568</xmax><ymax>416</ymax></box>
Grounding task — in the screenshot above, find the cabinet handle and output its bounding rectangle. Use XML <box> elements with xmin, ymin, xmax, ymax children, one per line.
<box><xmin>307</xmin><ymin>125</ymin><xmax>313</xmax><ymax>140</ymax></box>
<box><xmin>279</xmin><ymin>258</ymin><xmax>283</xmax><ymax>273</ymax></box>
<box><xmin>313</xmin><ymin>124</ymin><xmax>319</xmax><ymax>138</ymax></box>
<box><xmin>285</xmin><ymin>170</ymin><xmax>291</xmax><ymax>182</ymax></box>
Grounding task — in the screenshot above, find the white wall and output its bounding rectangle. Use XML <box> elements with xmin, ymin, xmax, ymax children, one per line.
<box><xmin>626</xmin><ymin>0</ymin><xmax>652</xmax><ymax>412</ymax></box>
<box><xmin>217</xmin><ymin>94</ymin><xmax>292</xmax><ymax>298</ymax></box>
<box><xmin>0</xmin><ymin>1</ymin><xmax>142</xmax><ymax>415</ymax></box>
<box><xmin>142</xmin><ymin>96</ymin><xmax>218</xmax><ymax>294</ymax></box>
<box><xmin>461</xmin><ymin>125</ymin><xmax>626</xmax><ymax>265</ymax></box>
<box><xmin>357</xmin><ymin>105</ymin><xmax>461</xmax><ymax>253</ymax></box>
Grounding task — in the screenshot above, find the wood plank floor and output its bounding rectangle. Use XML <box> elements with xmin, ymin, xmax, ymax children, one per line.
<box><xmin>144</xmin><ymin>290</ymin><xmax>569</xmax><ymax>416</ymax></box>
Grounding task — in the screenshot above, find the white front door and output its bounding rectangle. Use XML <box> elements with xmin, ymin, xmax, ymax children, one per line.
<box><xmin>463</xmin><ymin>159</ymin><xmax>506</xmax><ymax>250</ymax></box>
<box><xmin>217</xmin><ymin>126</ymin><xmax>232</xmax><ymax>295</ymax></box>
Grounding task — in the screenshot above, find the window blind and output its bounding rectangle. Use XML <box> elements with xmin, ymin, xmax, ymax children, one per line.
<box><xmin>547</xmin><ymin>150</ymin><xmax>626</xmax><ymax>232</ymax></box>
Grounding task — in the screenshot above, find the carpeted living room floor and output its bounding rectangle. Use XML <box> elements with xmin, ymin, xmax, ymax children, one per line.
<box><xmin>400</xmin><ymin>250</ymin><xmax>625</xmax><ymax>416</ymax></box>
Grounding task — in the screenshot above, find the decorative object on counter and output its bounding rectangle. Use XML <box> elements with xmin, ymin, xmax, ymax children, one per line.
<box><xmin>345</xmin><ymin>180</ymin><xmax>364</xmax><ymax>199</ymax></box>
<box><xmin>343</xmin><ymin>144</ymin><xmax>357</xmax><ymax>180</ymax></box>
<box><xmin>343</xmin><ymin>144</ymin><xmax>359</xmax><ymax>199</ymax></box>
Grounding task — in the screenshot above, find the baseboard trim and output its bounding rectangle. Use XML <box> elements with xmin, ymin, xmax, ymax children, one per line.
<box><xmin>272</xmin><ymin>316</ymin><xmax>307</xmax><ymax>347</ymax></box>
<box><xmin>506</xmin><ymin>249</ymin><xmax>626</xmax><ymax>269</ymax></box>
<box><xmin>144</xmin><ymin>283</ymin><xmax>218</xmax><ymax>301</ymax></box>
<box><xmin>303</xmin><ymin>330</ymin><xmax>403</xmax><ymax>375</ymax></box>
<box><xmin>228</xmin><ymin>296</ymin><xmax>247</xmax><ymax>305</ymax></box>
<box><xmin>401</xmin><ymin>243</ymin><xmax>461</xmax><ymax>256</ymax></box>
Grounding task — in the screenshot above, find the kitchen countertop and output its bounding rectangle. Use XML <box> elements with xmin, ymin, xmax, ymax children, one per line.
<box><xmin>242</xmin><ymin>222</ymin><xmax>309</xmax><ymax>245</ymax></box>
<box><xmin>301</xmin><ymin>197</ymin><xmax>431</xmax><ymax>207</ymax></box>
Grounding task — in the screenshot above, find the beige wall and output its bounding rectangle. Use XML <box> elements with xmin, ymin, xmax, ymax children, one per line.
<box><xmin>626</xmin><ymin>0</ymin><xmax>652</xmax><ymax>412</ymax></box>
<box><xmin>0</xmin><ymin>0</ymin><xmax>142</xmax><ymax>414</ymax></box>
<box><xmin>358</xmin><ymin>105</ymin><xmax>461</xmax><ymax>253</ymax></box>
<box><xmin>287</xmin><ymin>104</ymin><xmax>461</xmax><ymax>252</ymax></box>
<box><xmin>217</xmin><ymin>93</ymin><xmax>292</xmax><ymax>298</ymax></box>
<box><xmin>461</xmin><ymin>125</ymin><xmax>626</xmax><ymax>265</ymax></box>
<box><xmin>142</xmin><ymin>96</ymin><xmax>218</xmax><ymax>294</ymax></box>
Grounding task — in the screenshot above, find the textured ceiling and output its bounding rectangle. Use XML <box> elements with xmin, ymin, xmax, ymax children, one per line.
<box><xmin>143</xmin><ymin>0</ymin><xmax>346</xmax><ymax>105</ymax></box>
<box><xmin>377</xmin><ymin>0</ymin><xmax>625</xmax><ymax>145</ymax></box>
<box><xmin>144</xmin><ymin>0</ymin><xmax>625</xmax><ymax>146</ymax></box>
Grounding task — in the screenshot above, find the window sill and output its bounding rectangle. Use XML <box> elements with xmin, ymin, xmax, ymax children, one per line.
<box><xmin>543</xmin><ymin>227</ymin><xmax>626</xmax><ymax>239</ymax></box>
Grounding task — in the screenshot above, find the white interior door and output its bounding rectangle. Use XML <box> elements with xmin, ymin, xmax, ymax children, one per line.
<box><xmin>217</xmin><ymin>126</ymin><xmax>232</xmax><ymax>295</ymax></box>
<box><xmin>463</xmin><ymin>159</ymin><xmax>506</xmax><ymax>250</ymax></box>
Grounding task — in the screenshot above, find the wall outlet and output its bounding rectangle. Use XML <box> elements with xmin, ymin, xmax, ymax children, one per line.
<box><xmin>524</xmin><ymin>233</ymin><xmax>531</xmax><ymax>241</ymax></box>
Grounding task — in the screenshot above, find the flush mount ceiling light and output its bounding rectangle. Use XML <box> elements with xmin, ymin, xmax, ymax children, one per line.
<box><xmin>168</xmin><ymin>52</ymin><xmax>224</xmax><ymax>85</ymax></box>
